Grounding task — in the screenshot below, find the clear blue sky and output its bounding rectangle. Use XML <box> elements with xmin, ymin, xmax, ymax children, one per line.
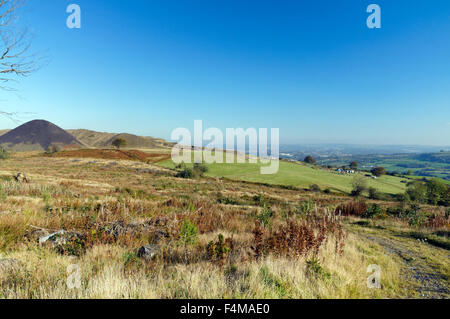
<box><xmin>1</xmin><ymin>0</ymin><xmax>449</xmax><ymax>145</ymax></box>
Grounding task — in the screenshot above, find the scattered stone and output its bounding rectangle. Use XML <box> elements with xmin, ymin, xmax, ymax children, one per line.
<box><xmin>14</xmin><ymin>172</ymin><xmax>30</xmax><ymax>183</ymax></box>
<box><xmin>137</xmin><ymin>245</ymin><xmax>159</xmax><ymax>260</ymax></box>
<box><xmin>25</xmin><ymin>228</ymin><xmax>51</xmax><ymax>242</ymax></box>
<box><xmin>39</xmin><ymin>230</ymin><xmax>66</xmax><ymax>244</ymax></box>
<box><xmin>28</xmin><ymin>228</ymin><xmax>87</xmax><ymax>256</ymax></box>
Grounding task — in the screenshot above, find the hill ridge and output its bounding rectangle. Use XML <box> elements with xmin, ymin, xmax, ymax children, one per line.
<box><xmin>0</xmin><ymin>120</ymin><xmax>82</xmax><ymax>151</ymax></box>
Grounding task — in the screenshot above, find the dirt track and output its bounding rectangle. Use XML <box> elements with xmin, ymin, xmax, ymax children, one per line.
<box><xmin>362</xmin><ymin>231</ymin><xmax>449</xmax><ymax>299</ymax></box>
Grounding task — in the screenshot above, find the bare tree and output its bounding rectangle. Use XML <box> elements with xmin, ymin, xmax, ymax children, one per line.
<box><xmin>1</xmin><ymin>0</ymin><xmax>36</xmax><ymax>90</ymax></box>
<box><xmin>0</xmin><ymin>0</ymin><xmax>38</xmax><ymax>120</ymax></box>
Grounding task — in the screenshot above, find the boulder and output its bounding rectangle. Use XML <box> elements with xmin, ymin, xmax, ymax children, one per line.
<box><xmin>137</xmin><ymin>245</ymin><xmax>159</xmax><ymax>260</ymax></box>
<box><xmin>38</xmin><ymin>230</ymin><xmax>86</xmax><ymax>256</ymax></box>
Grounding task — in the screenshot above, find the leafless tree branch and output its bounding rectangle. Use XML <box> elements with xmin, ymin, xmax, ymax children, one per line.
<box><xmin>0</xmin><ymin>0</ymin><xmax>37</xmax><ymax>90</ymax></box>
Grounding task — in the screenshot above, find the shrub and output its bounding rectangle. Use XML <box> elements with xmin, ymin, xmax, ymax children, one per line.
<box><xmin>176</xmin><ymin>163</ymin><xmax>209</xmax><ymax>179</ymax></box>
<box><xmin>368</xmin><ymin>187</ymin><xmax>382</xmax><ymax>200</ymax></box>
<box><xmin>257</xmin><ymin>207</ymin><xmax>274</xmax><ymax>229</ymax></box>
<box><xmin>252</xmin><ymin>212</ymin><xmax>346</xmax><ymax>258</ymax></box>
<box><xmin>193</xmin><ymin>163</ymin><xmax>208</xmax><ymax>177</ymax></box>
<box><xmin>386</xmin><ymin>205</ymin><xmax>405</xmax><ymax>217</ymax></box>
<box><xmin>304</xmin><ymin>156</ymin><xmax>316</xmax><ymax>164</ymax></box>
<box><xmin>297</xmin><ymin>199</ymin><xmax>315</xmax><ymax>216</ymax></box>
<box><xmin>407</xmin><ymin>209</ymin><xmax>428</xmax><ymax>227</ymax></box>
<box><xmin>179</xmin><ymin>219</ymin><xmax>198</xmax><ymax>246</ymax></box>
<box><xmin>309</xmin><ymin>184</ymin><xmax>321</xmax><ymax>192</ymax></box>
<box><xmin>406</xmin><ymin>181</ymin><xmax>427</xmax><ymax>203</ymax></box>
<box><xmin>349</xmin><ymin>161</ymin><xmax>358</xmax><ymax>170</ymax></box>
<box><xmin>112</xmin><ymin>138</ymin><xmax>127</xmax><ymax>149</ymax></box>
<box><xmin>371</xmin><ymin>167</ymin><xmax>386</xmax><ymax>177</ymax></box>
<box><xmin>0</xmin><ymin>146</ymin><xmax>9</xmax><ymax>160</ymax></box>
<box><xmin>405</xmin><ymin>179</ymin><xmax>449</xmax><ymax>206</ymax></box>
<box><xmin>335</xmin><ymin>201</ymin><xmax>368</xmax><ymax>217</ymax></box>
<box><xmin>364</xmin><ymin>204</ymin><xmax>386</xmax><ymax>219</ymax></box>
<box><xmin>47</xmin><ymin>144</ymin><xmax>62</xmax><ymax>154</ymax></box>
<box><xmin>207</xmin><ymin>234</ymin><xmax>233</xmax><ymax>265</ymax></box>
<box><xmin>351</xmin><ymin>176</ymin><xmax>367</xmax><ymax>197</ymax></box>
<box><xmin>426</xmin><ymin>179</ymin><xmax>449</xmax><ymax>206</ymax></box>
<box><xmin>217</xmin><ymin>193</ymin><xmax>241</xmax><ymax>205</ymax></box>
<box><xmin>177</xmin><ymin>167</ymin><xmax>194</xmax><ymax>179</ymax></box>
<box><xmin>306</xmin><ymin>257</ymin><xmax>331</xmax><ymax>280</ymax></box>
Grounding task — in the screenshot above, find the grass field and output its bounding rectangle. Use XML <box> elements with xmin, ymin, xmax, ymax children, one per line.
<box><xmin>0</xmin><ymin>152</ymin><xmax>448</xmax><ymax>299</ymax></box>
<box><xmin>317</xmin><ymin>152</ymin><xmax>450</xmax><ymax>182</ymax></box>
<box><xmin>159</xmin><ymin>155</ymin><xmax>408</xmax><ymax>195</ymax></box>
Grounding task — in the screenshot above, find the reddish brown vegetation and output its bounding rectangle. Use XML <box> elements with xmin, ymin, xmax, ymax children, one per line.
<box><xmin>252</xmin><ymin>213</ymin><xmax>346</xmax><ymax>259</ymax></box>
<box><xmin>51</xmin><ymin>149</ymin><xmax>171</xmax><ymax>163</ymax></box>
<box><xmin>334</xmin><ymin>201</ymin><xmax>368</xmax><ymax>217</ymax></box>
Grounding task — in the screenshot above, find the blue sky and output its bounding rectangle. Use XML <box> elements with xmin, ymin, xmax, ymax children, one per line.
<box><xmin>0</xmin><ymin>0</ymin><xmax>449</xmax><ymax>145</ymax></box>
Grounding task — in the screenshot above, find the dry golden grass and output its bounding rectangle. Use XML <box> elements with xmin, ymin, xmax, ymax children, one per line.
<box><xmin>0</xmin><ymin>153</ymin><xmax>447</xmax><ymax>299</ymax></box>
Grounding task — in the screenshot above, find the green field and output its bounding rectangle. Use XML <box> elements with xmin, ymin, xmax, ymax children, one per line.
<box><xmin>159</xmin><ymin>155</ymin><xmax>408</xmax><ymax>195</ymax></box>
<box><xmin>317</xmin><ymin>152</ymin><xmax>450</xmax><ymax>182</ymax></box>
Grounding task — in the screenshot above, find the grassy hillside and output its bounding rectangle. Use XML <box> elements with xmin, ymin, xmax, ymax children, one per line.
<box><xmin>159</xmin><ymin>154</ymin><xmax>407</xmax><ymax>195</ymax></box>
<box><xmin>0</xmin><ymin>153</ymin><xmax>448</xmax><ymax>299</ymax></box>
<box><xmin>67</xmin><ymin>129</ymin><xmax>117</xmax><ymax>148</ymax></box>
<box><xmin>68</xmin><ymin>130</ymin><xmax>173</xmax><ymax>150</ymax></box>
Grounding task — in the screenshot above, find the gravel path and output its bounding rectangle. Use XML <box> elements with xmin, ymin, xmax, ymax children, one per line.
<box><xmin>364</xmin><ymin>233</ymin><xmax>449</xmax><ymax>299</ymax></box>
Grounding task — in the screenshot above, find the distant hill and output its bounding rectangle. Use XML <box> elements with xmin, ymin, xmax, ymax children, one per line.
<box><xmin>0</xmin><ymin>120</ymin><xmax>83</xmax><ymax>151</ymax></box>
<box><xmin>67</xmin><ymin>130</ymin><xmax>173</xmax><ymax>149</ymax></box>
<box><xmin>66</xmin><ymin>129</ymin><xmax>117</xmax><ymax>148</ymax></box>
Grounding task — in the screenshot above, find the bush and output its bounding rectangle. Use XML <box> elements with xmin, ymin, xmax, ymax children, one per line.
<box><xmin>252</xmin><ymin>213</ymin><xmax>346</xmax><ymax>258</ymax></box>
<box><xmin>407</xmin><ymin>209</ymin><xmax>428</xmax><ymax>227</ymax></box>
<box><xmin>257</xmin><ymin>207</ymin><xmax>274</xmax><ymax>229</ymax></box>
<box><xmin>112</xmin><ymin>138</ymin><xmax>127</xmax><ymax>149</ymax></box>
<box><xmin>0</xmin><ymin>146</ymin><xmax>9</xmax><ymax>160</ymax></box>
<box><xmin>177</xmin><ymin>167</ymin><xmax>194</xmax><ymax>179</ymax></box>
<box><xmin>309</xmin><ymin>184</ymin><xmax>321</xmax><ymax>192</ymax></box>
<box><xmin>406</xmin><ymin>179</ymin><xmax>449</xmax><ymax>206</ymax></box>
<box><xmin>386</xmin><ymin>205</ymin><xmax>405</xmax><ymax>217</ymax></box>
<box><xmin>306</xmin><ymin>257</ymin><xmax>331</xmax><ymax>280</ymax></box>
<box><xmin>371</xmin><ymin>167</ymin><xmax>386</xmax><ymax>177</ymax></box>
<box><xmin>193</xmin><ymin>163</ymin><xmax>208</xmax><ymax>177</ymax></box>
<box><xmin>47</xmin><ymin>144</ymin><xmax>63</xmax><ymax>154</ymax></box>
<box><xmin>179</xmin><ymin>219</ymin><xmax>198</xmax><ymax>246</ymax></box>
<box><xmin>368</xmin><ymin>187</ymin><xmax>382</xmax><ymax>200</ymax></box>
<box><xmin>351</xmin><ymin>176</ymin><xmax>367</xmax><ymax>197</ymax></box>
<box><xmin>335</xmin><ymin>201</ymin><xmax>368</xmax><ymax>217</ymax></box>
<box><xmin>177</xmin><ymin>163</ymin><xmax>209</xmax><ymax>179</ymax></box>
<box><xmin>364</xmin><ymin>204</ymin><xmax>386</xmax><ymax>219</ymax></box>
<box><xmin>304</xmin><ymin>156</ymin><xmax>316</xmax><ymax>164</ymax></box>
<box><xmin>207</xmin><ymin>234</ymin><xmax>233</xmax><ymax>264</ymax></box>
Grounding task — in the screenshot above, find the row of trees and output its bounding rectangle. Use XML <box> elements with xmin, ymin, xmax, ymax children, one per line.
<box><xmin>405</xmin><ymin>179</ymin><xmax>450</xmax><ymax>206</ymax></box>
<box><xmin>351</xmin><ymin>173</ymin><xmax>450</xmax><ymax>207</ymax></box>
